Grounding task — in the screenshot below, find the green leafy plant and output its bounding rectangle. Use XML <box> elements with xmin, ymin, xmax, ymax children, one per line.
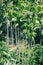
<box><xmin>29</xmin><ymin>44</ymin><xmax>43</xmax><ymax>65</ymax></box>
<box><xmin>0</xmin><ymin>41</ymin><xmax>16</xmax><ymax>65</ymax></box>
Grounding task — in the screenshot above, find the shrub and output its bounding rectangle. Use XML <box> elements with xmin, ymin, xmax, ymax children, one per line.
<box><xmin>0</xmin><ymin>41</ymin><xmax>17</xmax><ymax>65</ymax></box>
<box><xmin>0</xmin><ymin>41</ymin><xmax>8</xmax><ymax>64</ymax></box>
<box><xmin>9</xmin><ymin>45</ymin><xmax>30</xmax><ymax>65</ymax></box>
<box><xmin>29</xmin><ymin>44</ymin><xmax>43</xmax><ymax>65</ymax></box>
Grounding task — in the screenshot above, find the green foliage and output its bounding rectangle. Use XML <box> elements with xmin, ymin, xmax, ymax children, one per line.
<box><xmin>0</xmin><ymin>1</ymin><xmax>43</xmax><ymax>65</ymax></box>
<box><xmin>0</xmin><ymin>0</ymin><xmax>43</xmax><ymax>45</ymax></box>
<box><xmin>0</xmin><ymin>41</ymin><xmax>43</xmax><ymax>65</ymax></box>
<box><xmin>0</xmin><ymin>41</ymin><xmax>16</xmax><ymax>65</ymax></box>
<box><xmin>29</xmin><ymin>44</ymin><xmax>43</xmax><ymax>65</ymax></box>
<box><xmin>9</xmin><ymin>44</ymin><xmax>30</xmax><ymax>65</ymax></box>
<box><xmin>0</xmin><ymin>41</ymin><xmax>8</xmax><ymax>65</ymax></box>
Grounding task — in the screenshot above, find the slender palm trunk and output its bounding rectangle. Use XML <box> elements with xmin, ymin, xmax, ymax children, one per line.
<box><xmin>18</xmin><ymin>27</ymin><xmax>19</xmax><ymax>44</ymax></box>
<box><xmin>6</xmin><ymin>19</ymin><xmax>9</xmax><ymax>45</ymax></box>
<box><xmin>15</xmin><ymin>26</ymin><xmax>17</xmax><ymax>45</ymax></box>
<box><xmin>10</xmin><ymin>23</ymin><xmax>14</xmax><ymax>44</ymax></box>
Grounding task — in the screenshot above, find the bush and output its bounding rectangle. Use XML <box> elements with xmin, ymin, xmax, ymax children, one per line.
<box><xmin>29</xmin><ymin>44</ymin><xmax>43</xmax><ymax>65</ymax></box>
<box><xmin>0</xmin><ymin>41</ymin><xmax>14</xmax><ymax>65</ymax></box>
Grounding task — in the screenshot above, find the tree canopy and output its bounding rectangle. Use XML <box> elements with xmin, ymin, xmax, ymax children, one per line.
<box><xmin>0</xmin><ymin>0</ymin><xmax>43</xmax><ymax>45</ymax></box>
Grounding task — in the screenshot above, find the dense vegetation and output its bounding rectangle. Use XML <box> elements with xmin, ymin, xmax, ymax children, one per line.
<box><xmin>29</xmin><ymin>44</ymin><xmax>43</xmax><ymax>65</ymax></box>
<box><xmin>0</xmin><ymin>0</ymin><xmax>43</xmax><ymax>65</ymax></box>
<box><xmin>0</xmin><ymin>0</ymin><xmax>43</xmax><ymax>45</ymax></box>
<box><xmin>0</xmin><ymin>41</ymin><xmax>43</xmax><ymax>65</ymax></box>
